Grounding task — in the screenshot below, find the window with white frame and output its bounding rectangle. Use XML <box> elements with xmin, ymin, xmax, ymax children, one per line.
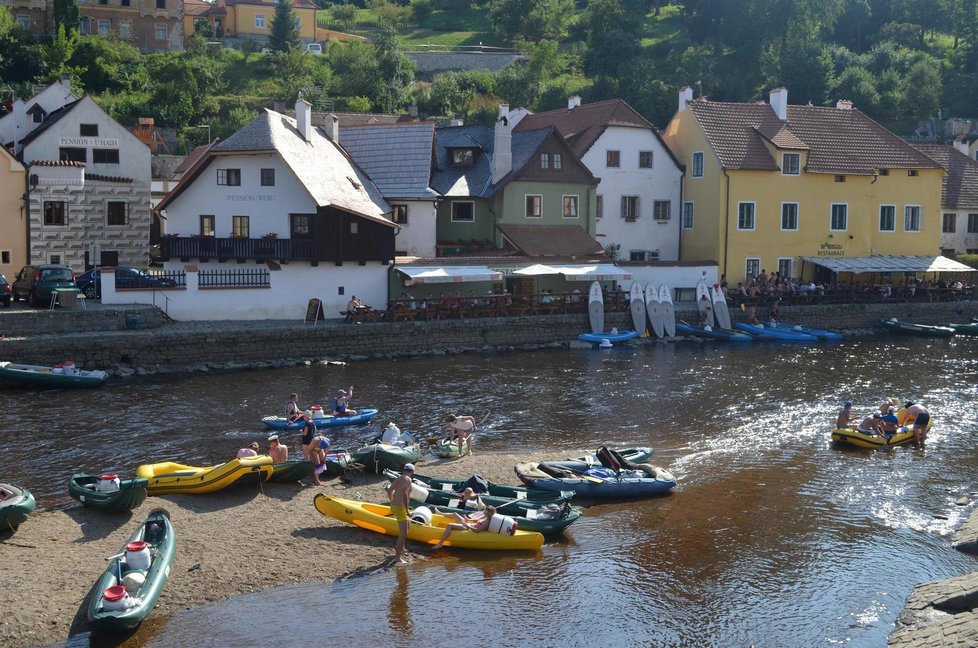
<box><xmin>639</xmin><ymin>151</ymin><xmax>653</xmax><ymax>168</ymax></box>
<box><xmin>596</xmin><ymin>195</ymin><xmax>603</xmax><ymax>219</ymax></box>
<box><xmin>106</xmin><ymin>201</ymin><xmax>128</xmax><ymax>226</ymax></box>
<box><xmin>553</xmin><ymin>153</ymin><xmax>562</xmax><ymax>169</ymax></box>
<box><xmin>943</xmin><ymin>213</ymin><xmax>956</xmax><ymax>233</ymax></box>
<box><xmin>255</xmin><ymin>14</ymin><xmax>266</xmax><ymax>29</ymax></box>
<box><xmin>392</xmin><ymin>204</ymin><xmax>407</xmax><ymax>224</ymax></box>
<box><xmin>562</xmin><ymin>195</ymin><xmax>579</xmax><ymax>219</ymax></box>
<box><xmin>879</xmin><ymin>205</ymin><xmax>896</xmax><ymax>232</ymax></box>
<box><xmin>905</xmin><ymin>205</ymin><xmax>921</xmax><ymax>231</ymax></box>
<box><xmin>539</xmin><ymin>153</ymin><xmax>549</xmax><ymax>169</ymax></box>
<box><xmin>969</xmin><ymin>213</ymin><xmax>978</xmax><ymax>233</ymax></box>
<box><xmin>692</xmin><ymin>151</ymin><xmax>704</xmax><ymax>178</ymax></box>
<box><xmin>155</xmin><ymin>24</ymin><xmax>167</xmax><ymax>40</ymax></box>
<box><xmin>777</xmin><ymin>257</ymin><xmax>793</xmax><ymax>278</ymax></box>
<box><xmin>737</xmin><ymin>202</ymin><xmax>755</xmax><ymax>230</ymax></box>
<box><xmin>745</xmin><ymin>258</ymin><xmax>760</xmax><ymax>280</ymax></box>
<box><xmin>830</xmin><ymin>203</ymin><xmax>848</xmax><ymax>231</ymax></box>
<box><xmin>621</xmin><ymin>196</ymin><xmax>639</xmax><ymax>221</ymax></box>
<box><xmin>653</xmin><ymin>200</ymin><xmax>670</xmax><ymax>221</ymax></box>
<box><xmin>782</xmin><ymin>153</ymin><xmax>800</xmax><ymax>175</ymax></box>
<box><xmin>525</xmin><ymin>195</ymin><xmax>542</xmax><ymax>218</ymax></box>
<box><xmin>451</xmin><ymin>201</ymin><xmax>474</xmax><ymax>222</ymax></box>
<box><xmin>781</xmin><ymin>202</ymin><xmax>798</xmax><ymax>230</ymax></box>
<box><xmin>682</xmin><ymin>201</ymin><xmax>693</xmax><ymax>229</ymax></box>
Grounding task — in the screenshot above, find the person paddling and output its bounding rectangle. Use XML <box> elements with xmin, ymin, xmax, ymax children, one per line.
<box><xmin>333</xmin><ymin>386</ymin><xmax>357</xmax><ymax>417</ymax></box>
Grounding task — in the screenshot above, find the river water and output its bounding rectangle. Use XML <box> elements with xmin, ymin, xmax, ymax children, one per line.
<box><xmin>8</xmin><ymin>335</ymin><xmax>978</xmax><ymax>647</ymax></box>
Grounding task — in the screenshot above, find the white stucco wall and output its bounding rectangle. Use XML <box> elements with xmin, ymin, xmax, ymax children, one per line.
<box><xmin>0</xmin><ymin>78</ymin><xmax>76</xmax><ymax>154</ymax></box>
<box><xmin>940</xmin><ymin>208</ymin><xmax>978</xmax><ymax>255</ymax></box>
<box><xmin>160</xmin><ymin>153</ymin><xmax>317</xmax><ymax>237</ymax></box>
<box><xmin>583</xmin><ymin>126</ymin><xmax>683</xmax><ymax>262</ymax></box>
<box><xmin>109</xmin><ymin>263</ymin><xmax>390</xmax><ymax>320</ymax></box>
<box><xmin>622</xmin><ymin>265</ymin><xmax>717</xmax><ymax>302</ymax></box>
<box><xmin>391</xmin><ymin>199</ymin><xmax>437</xmax><ymax>258</ymax></box>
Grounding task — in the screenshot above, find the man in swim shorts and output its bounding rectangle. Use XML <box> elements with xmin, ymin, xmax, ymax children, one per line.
<box><xmin>905</xmin><ymin>402</ymin><xmax>930</xmax><ymax>446</ymax></box>
<box><xmin>388</xmin><ymin>463</ymin><xmax>415</xmax><ymax>563</ymax></box>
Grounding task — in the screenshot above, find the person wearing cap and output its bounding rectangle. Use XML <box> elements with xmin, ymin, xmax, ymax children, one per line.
<box><xmin>309</xmin><ymin>436</ymin><xmax>331</xmax><ymax>485</ymax></box>
<box><xmin>904</xmin><ymin>402</ymin><xmax>931</xmax><ymax>446</ymax></box>
<box><xmin>445</xmin><ymin>414</ymin><xmax>476</xmax><ymax>456</ymax></box>
<box><xmin>332</xmin><ymin>386</ymin><xmax>357</xmax><ymax>417</ymax></box>
<box><xmin>836</xmin><ymin>401</ymin><xmax>854</xmax><ymax>428</ymax></box>
<box><xmin>267</xmin><ymin>435</ymin><xmax>288</xmax><ymax>464</ymax></box>
<box><xmin>880</xmin><ymin>411</ymin><xmax>900</xmax><ymax>438</ymax></box>
<box><xmin>388</xmin><ymin>463</ymin><xmax>415</xmax><ymax>563</ymax></box>
<box><xmin>237</xmin><ymin>441</ymin><xmax>260</xmax><ymax>459</ymax></box>
<box><xmin>300</xmin><ymin>410</ymin><xmax>317</xmax><ymax>462</ymax></box>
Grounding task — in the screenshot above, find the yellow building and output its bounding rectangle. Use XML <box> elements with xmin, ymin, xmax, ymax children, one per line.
<box><xmin>0</xmin><ymin>146</ymin><xmax>27</xmax><ymax>281</ymax></box>
<box><xmin>661</xmin><ymin>87</ymin><xmax>945</xmax><ymax>283</ymax></box>
<box><xmin>188</xmin><ymin>0</ymin><xmax>318</xmax><ymax>43</ymax></box>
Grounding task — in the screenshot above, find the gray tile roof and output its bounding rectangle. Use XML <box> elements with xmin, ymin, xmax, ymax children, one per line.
<box><xmin>688</xmin><ymin>99</ymin><xmax>942</xmax><ymax>174</ymax></box>
<box><xmin>407</xmin><ymin>52</ymin><xmax>526</xmax><ymax>75</ymax></box>
<box><xmin>431</xmin><ymin>124</ymin><xmax>553</xmax><ymax>198</ymax></box>
<box><xmin>339</xmin><ymin>123</ymin><xmax>437</xmax><ymax>200</ymax></box>
<box><xmin>911</xmin><ymin>143</ymin><xmax>978</xmax><ymax>210</ymax></box>
<box><xmin>212</xmin><ymin>109</ymin><xmax>390</xmax><ymax>221</ymax></box>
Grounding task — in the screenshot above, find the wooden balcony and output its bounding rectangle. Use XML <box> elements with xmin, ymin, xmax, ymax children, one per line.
<box><xmin>159</xmin><ymin>236</ymin><xmax>315</xmax><ymax>263</ymax></box>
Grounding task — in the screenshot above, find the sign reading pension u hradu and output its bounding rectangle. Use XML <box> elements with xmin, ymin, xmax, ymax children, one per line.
<box><xmin>816</xmin><ymin>242</ymin><xmax>845</xmax><ymax>257</ymax></box>
<box><xmin>59</xmin><ymin>136</ymin><xmax>120</xmax><ymax>147</ymax></box>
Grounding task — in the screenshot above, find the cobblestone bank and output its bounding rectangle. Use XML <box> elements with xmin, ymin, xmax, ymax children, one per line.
<box><xmin>1</xmin><ymin>300</ymin><xmax>975</xmax><ymax>374</ymax></box>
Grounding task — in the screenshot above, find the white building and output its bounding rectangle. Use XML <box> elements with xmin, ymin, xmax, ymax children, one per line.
<box><xmin>19</xmin><ymin>95</ymin><xmax>152</xmax><ymax>270</ymax></box>
<box><xmin>513</xmin><ymin>97</ymin><xmax>685</xmax><ymax>263</ymax></box>
<box><xmin>151</xmin><ymin>98</ymin><xmax>396</xmax><ymax>320</ymax></box>
<box><xmin>912</xmin><ymin>140</ymin><xmax>978</xmax><ymax>256</ymax></box>
<box><xmin>0</xmin><ymin>76</ymin><xmax>77</xmax><ymax>155</ymax></box>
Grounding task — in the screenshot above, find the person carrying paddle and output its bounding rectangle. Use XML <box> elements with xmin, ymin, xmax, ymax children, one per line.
<box><xmin>445</xmin><ymin>414</ymin><xmax>476</xmax><ymax>456</ymax></box>
<box><xmin>333</xmin><ymin>387</ymin><xmax>356</xmax><ymax>417</ymax></box>
<box><xmin>388</xmin><ymin>463</ymin><xmax>415</xmax><ymax>563</ymax></box>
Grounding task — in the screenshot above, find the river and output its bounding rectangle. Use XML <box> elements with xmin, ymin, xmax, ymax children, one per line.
<box><xmin>7</xmin><ymin>335</ymin><xmax>978</xmax><ymax>647</ymax></box>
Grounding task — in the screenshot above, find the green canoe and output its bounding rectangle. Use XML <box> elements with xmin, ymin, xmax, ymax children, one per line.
<box><xmin>432</xmin><ymin>501</ymin><xmax>582</xmax><ymax>535</ymax></box>
<box><xmin>352</xmin><ymin>443</ymin><xmax>421</xmax><ymax>473</ymax></box>
<box><xmin>68</xmin><ymin>474</ymin><xmax>149</xmax><ymax>513</ymax></box>
<box><xmin>879</xmin><ymin>318</ymin><xmax>955</xmax><ymax>337</ymax></box>
<box><xmin>945</xmin><ymin>322</ymin><xmax>978</xmax><ymax>335</ymax></box>
<box><xmin>88</xmin><ymin>508</ymin><xmax>176</xmax><ymax>632</ymax></box>
<box><xmin>0</xmin><ymin>483</ymin><xmax>36</xmax><ymax>531</ymax></box>
<box><xmin>268</xmin><ymin>461</ymin><xmax>314</xmax><ymax>483</ymax></box>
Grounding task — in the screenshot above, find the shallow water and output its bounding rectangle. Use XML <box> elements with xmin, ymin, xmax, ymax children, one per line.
<box><xmin>9</xmin><ymin>335</ymin><xmax>978</xmax><ymax>646</ymax></box>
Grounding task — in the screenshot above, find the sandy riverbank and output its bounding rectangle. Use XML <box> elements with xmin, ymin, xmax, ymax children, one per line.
<box><xmin>0</xmin><ymin>451</ymin><xmax>555</xmax><ymax>648</ymax></box>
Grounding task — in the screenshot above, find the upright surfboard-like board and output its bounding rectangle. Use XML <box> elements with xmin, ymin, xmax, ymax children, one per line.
<box><xmin>696</xmin><ymin>279</ymin><xmax>715</xmax><ymax>327</ymax></box>
<box><xmin>588</xmin><ymin>281</ymin><xmax>604</xmax><ymax>334</ymax></box>
<box><xmin>659</xmin><ymin>284</ymin><xmax>676</xmax><ymax>338</ymax></box>
<box><xmin>629</xmin><ymin>282</ymin><xmax>647</xmax><ymax>336</ymax></box>
<box><xmin>711</xmin><ymin>284</ymin><xmax>732</xmax><ymax>330</ymax></box>
<box><xmin>645</xmin><ymin>283</ymin><xmax>665</xmax><ymax>339</ymax></box>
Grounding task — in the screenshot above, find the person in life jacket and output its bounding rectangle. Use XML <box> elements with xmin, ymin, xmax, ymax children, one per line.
<box><xmin>332</xmin><ymin>386</ymin><xmax>357</xmax><ymax>417</ymax></box>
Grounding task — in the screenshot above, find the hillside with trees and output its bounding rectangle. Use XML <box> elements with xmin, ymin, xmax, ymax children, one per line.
<box><xmin>0</xmin><ymin>0</ymin><xmax>974</xmax><ymax>152</ymax></box>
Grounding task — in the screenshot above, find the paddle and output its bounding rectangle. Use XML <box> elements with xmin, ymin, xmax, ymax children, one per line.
<box><xmin>546</xmin><ymin>463</ymin><xmax>606</xmax><ymax>484</ymax></box>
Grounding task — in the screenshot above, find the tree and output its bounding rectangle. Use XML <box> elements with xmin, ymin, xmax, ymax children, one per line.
<box><xmin>372</xmin><ymin>28</ymin><xmax>415</xmax><ymax>112</ymax></box>
<box><xmin>410</xmin><ymin>0</ymin><xmax>433</xmax><ymax>25</ymax></box>
<box><xmin>489</xmin><ymin>0</ymin><xmax>574</xmax><ymax>41</ymax></box>
<box><xmin>269</xmin><ymin>0</ymin><xmax>301</xmax><ymax>52</ymax></box>
<box><xmin>70</xmin><ymin>36</ymin><xmax>144</xmax><ymax>92</ymax></box>
<box><xmin>901</xmin><ymin>60</ymin><xmax>941</xmax><ymax>122</ymax></box>
<box><xmin>832</xmin><ymin>65</ymin><xmax>879</xmax><ymax>112</ymax></box>
<box><xmin>53</xmin><ymin>0</ymin><xmax>79</xmax><ymax>35</ymax></box>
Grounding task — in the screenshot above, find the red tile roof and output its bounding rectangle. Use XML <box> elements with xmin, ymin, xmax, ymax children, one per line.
<box><xmin>514</xmin><ymin>98</ymin><xmax>654</xmax><ymax>158</ymax></box>
<box><xmin>184</xmin><ymin>0</ymin><xmax>210</xmax><ymax>16</ymax></box>
<box><xmin>911</xmin><ymin>143</ymin><xmax>978</xmax><ymax>209</ymax></box>
<box><xmin>31</xmin><ymin>160</ymin><xmax>85</xmax><ymax>167</ymax></box>
<box><xmin>224</xmin><ymin>0</ymin><xmax>318</xmax><ymax>9</ymax></box>
<box><xmin>688</xmin><ymin>99</ymin><xmax>942</xmax><ymax>175</ymax></box>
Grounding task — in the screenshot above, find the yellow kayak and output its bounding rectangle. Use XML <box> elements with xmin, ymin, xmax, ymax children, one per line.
<box><xmin>136</xmin><ymin>456</ymin><xmax>274</xmax><ymax>495</ymax></box>
<box><xmin>313</xmin><ymin>493</ymin><xmax>545</xmax><ymax>551</ymax></box>
<box><xmin>832</xmin><ymin>407</ymin><xmax>933</xmax><ymax>449</ymax></box>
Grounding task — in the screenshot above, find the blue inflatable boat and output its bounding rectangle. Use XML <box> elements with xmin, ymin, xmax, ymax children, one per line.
<box><xmin>771</xmin><ymin>322</ymin><xmax>843</xmax><ymax>341</ymax></box>
<box><xmin>262</xmin><ymin>408</ymin><xmax>379</xmax><ymax>430</ymax></box>
<box><xmin>578</xmin><ymin>331</ymin><xmax>640</xmax><ymax>345</ymax></box>
<box><xmin>675</xmin><ymin>321</ymin><xmax>752</xmax><ymax>342</ymax></box>
<box><xmin>734</xmin><ymin>322</ymin><xmax>818</xmax><ymax>341</ymax></box>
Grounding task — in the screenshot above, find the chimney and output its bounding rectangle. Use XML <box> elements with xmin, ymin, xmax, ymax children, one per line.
<box><xmin>770</xmin><ymin>87</ymin><xmax>787</xmax><ymax>121</ymax></box>
<box><xmin>836</xmin><ymin>99</ymin><xmax>854</xmax><ymax>110</ymax></box>
<box><xmin>678</xmin><ymin>86</ymin><xmax>693</xmax><ymax>112</ymax></box>
<box><xmin>953</xmin><ymin>135</ymin><xmax>969</xmax><ymax>156</ymax></box>
<box><xmin>296</xmin><ymin>95</ymin><xmax>312</xmax><ymax>142</ymax></box>
<box><xmin>325</xmin><ymin>113</ymin><xmax>339</xmax><ymax>143</ymax></box>
<box><xmin>492</xmin><ymin>103</ymin><xmax>513</xmax><ymax>185</ymax></box>
<box><xmin>408</xmin><ymin>104</ymin><xmax>418</xmax><ymax>118</ymax></box>
<box><xmin>568</xmin><ymin>95</ymin><xmax>581</xmax><ymax>110</ymax></box>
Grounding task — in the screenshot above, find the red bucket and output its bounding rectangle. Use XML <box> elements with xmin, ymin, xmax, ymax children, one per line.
<box><xmin>126</xmin><ymin>540</ymin><xmax>148</xmax><ymax>553</ymax></box>
<box><xmin>100</xmin><ymin>473</ymin><xmax>119</xmax><ymax>481</ymax></box>
<box><xmin>102</xmin><ymin>585</ymin><xmax>127</xmax><ymax>602</ymax></box>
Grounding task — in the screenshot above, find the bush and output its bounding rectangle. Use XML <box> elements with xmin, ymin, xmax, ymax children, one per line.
<box><xmin>331</xmin><ymin>3</ymin><xmax>357</xmax><ymax>23</ymax></box>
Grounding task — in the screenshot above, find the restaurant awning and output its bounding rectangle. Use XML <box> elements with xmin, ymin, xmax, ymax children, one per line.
<box><xmin>394</xmin><ymin>266</ymin><xmax>503</xmax><ymax>285</ymax></box>
<box><xmin>800</xmin><ymin>255</ymin><xmax>976</xmax><ymax>274</ymax></box>
<box><xmin>513</xmin><ymin>263</ymin><xmax>632</xmax><ymax>281</ymax></box>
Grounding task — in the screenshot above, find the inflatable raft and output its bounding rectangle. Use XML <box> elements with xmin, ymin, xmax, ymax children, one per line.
<box><xmin>136</xmin><ymin>456</ymin><xmax>274</xmax><ymax>495</ymax></box>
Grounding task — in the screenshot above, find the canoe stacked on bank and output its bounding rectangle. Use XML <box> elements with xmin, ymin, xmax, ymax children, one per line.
<box><xmin>0</xmin><ymin>483</ymin><xmax>36</xmax><ymax>531</ymax></box>
<box><xmin>87</xmin><ymin>508</ymin><xmax>176</xmax><ymax>631</ymax></box>
<box><xmin>69</xmin><ymin>474</ymin><xmax>149</xmax><ymax>513</ymax></box>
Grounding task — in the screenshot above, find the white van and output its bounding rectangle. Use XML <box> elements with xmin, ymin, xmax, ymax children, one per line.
<box><xmin>305</xmin><ymin>42</ymin><xmax>323</xmax><ymax>55</ymax></box>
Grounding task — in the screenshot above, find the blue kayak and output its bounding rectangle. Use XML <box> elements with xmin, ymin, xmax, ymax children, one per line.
<box><xmin>675</xmin><ymin>321</ymin><xmax>752</xmax><ymax>342</ymax></box>
<box><xmin>262</xmin><ymin>408</ymin><xmax>379</xmax><ymax>430</ymax></box>
<box><xmin>514</xmin><ymin>460</ymin><xmax>677</xmax><ymax>498</ymax></box>
<box><xmin>734</xmin><ymin>322</ymin><xmax>818</xmax><ymax>341</ymax></box>
<box><xmin>578</xmin><ymin>331</ymin><xmax>639</xmax><ymax>344</ymax></box>
<box><xmin>771</xmin><ymin>322</ymin><xmax>842</xmax><ymax>341</ymax></box>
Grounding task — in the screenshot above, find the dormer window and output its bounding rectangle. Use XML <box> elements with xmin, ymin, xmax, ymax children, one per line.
<box><xmin>451</xmin><ymin>149</ymin><xmax>475</xmax><ymax>167</ymax></box>
<box><xmin>782</xmin><ymin>153</ymin><xmax>800</xmax><ymax>175</ymax></box>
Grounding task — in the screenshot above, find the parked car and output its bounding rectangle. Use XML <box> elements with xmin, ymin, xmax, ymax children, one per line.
<box><xmin>75</xmin><ymin>266</ymin><xmax>177</xmax><ymax>299</ymax></box>
<box><xmin>305</xmin><ymin>42</ymin><xmax>323</xmax><ymax>55</ymax></box>
<box><xmin>0</xmin><ymin>273</ymin><xmax>11</xmax><ymax>306</ymax></box>
<box><xmin>11</xmin><ymin>264</ymin><xmax>77</xmax><ymax>306</ymax></box>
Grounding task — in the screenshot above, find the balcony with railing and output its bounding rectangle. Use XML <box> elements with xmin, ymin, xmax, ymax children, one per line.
<box><xmin>159</xmin><ymin>236</ymin><xmax>315</xmax><ymax>263</ymax></box>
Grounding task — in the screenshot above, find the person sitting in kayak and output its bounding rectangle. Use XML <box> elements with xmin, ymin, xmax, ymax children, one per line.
<box><xmin>333</xmin><ymin>387</ymin><xmax>357</xmax><ymax>417</ymax></box>
<box><xmin>433</xmin><ymin>505</ymin><xmax>496</xmax><ymax>549</ymax></box>
<box><xmin>285</xmin><ymin>393</ymin><xmax>302</xmax><ymax>423</ymax></box>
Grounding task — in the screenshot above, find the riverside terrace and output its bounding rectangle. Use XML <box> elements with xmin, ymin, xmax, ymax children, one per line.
<box><xmin>349</xmin><ymin>281</ymin><xmax>977</xmax><ymax>323</ymax></box>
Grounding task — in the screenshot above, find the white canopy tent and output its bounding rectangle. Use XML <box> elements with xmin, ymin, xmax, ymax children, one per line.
<box><xmin>513</xmin><ymin>263</ymin><xmax>632</xmax><ymax>281</ymax></box>
<box><xmin>394</xmin><ymin>266</ymin><xmax>503</xmax><ymax>286</ymax></box>
<box><xmin>800</xmin><ymin>255</ymin><xmax>976</xmax><ymax>274</ymax></box>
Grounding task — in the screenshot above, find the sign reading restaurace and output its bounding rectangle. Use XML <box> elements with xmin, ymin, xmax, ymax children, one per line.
<box><xmin>59</xmin><ymin>136</ymin><xmax>120</xmax><ymax>147</ymax></box>
<box><xmin>816</xmin><ymin>242</ymin><xmax>845</xmax><ymax>257</ymax></box>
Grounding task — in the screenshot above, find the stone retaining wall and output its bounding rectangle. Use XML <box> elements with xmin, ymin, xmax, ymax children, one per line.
<box><xmin>0</xmin><ymin>304</ymin><xmax>164</xmax><ymax>337</ymax></box>
<box><xmin>1</xmin><ymin>300</ymin><xmax>975</xmax><ymax>372</ymax></box>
